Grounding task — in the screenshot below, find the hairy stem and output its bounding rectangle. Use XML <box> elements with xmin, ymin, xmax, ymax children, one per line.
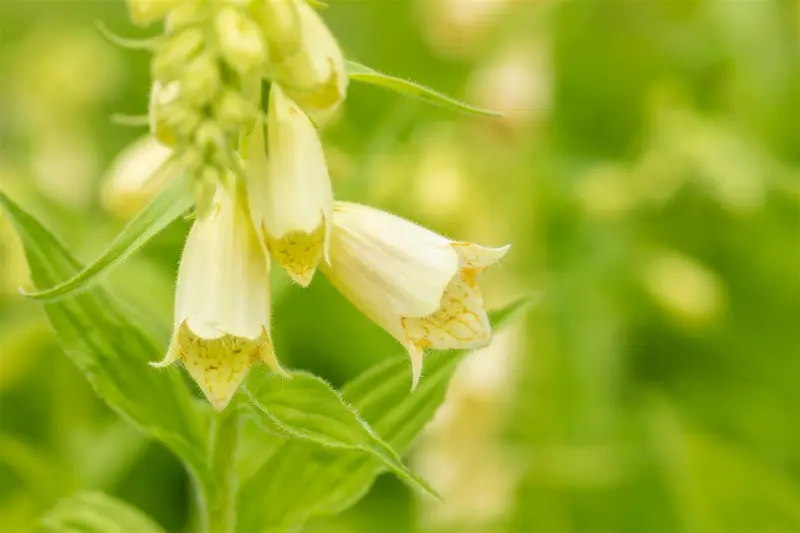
<box><xmin>207</xmin><ymin>405</ymin><xmax>241</xmax><ymax>533</ymax></box>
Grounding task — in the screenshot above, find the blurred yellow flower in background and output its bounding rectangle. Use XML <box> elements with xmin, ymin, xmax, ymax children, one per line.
<box><xmin>641</xmin><ymin>250</ymin><xmax>724</xmax><ymax>326</ymax></box>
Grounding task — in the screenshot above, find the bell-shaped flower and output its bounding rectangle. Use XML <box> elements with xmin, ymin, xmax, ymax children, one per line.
<box><xmin>266</xmin><ymin>1</ymin><xmax>348</xmax><ymax>124</ymax></box>
<box><xmin>320</xmin><ymin>202</ymin><xmax>509</xmax><ymax>389</ymax></box>
<box><xmin>247</xmin><ymin>84</ymin><xmax>333</xmax><ymax>286</ymax></box>
<box><xmin>153</xmin><ymin>178</ymin><xmax>284</xmax><ymax>410</ymax></box>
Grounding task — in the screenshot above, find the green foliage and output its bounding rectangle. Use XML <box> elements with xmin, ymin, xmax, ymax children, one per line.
<box><xmin>245</xmin><ymin>371</ymin><xmax>439</xmax><ymax>499</ymax></box>
<box><xmin>685</xmin><ymin>434</ymin><xmax>800</xmax><ymax>530</ymax></box>
<box><xmin>346</xmin><ymin>60</ymin><xmax>501</xmax><ymax>117</ymax></box>
<box><xmin>0</xmin><ymin>193</ymin><xmax>217</xmax><ymax>503</ymax></box>
<box><xmin>237</xmin><ymin>297</ymin><xmax>532</xmax><ymax>532</ymax></box>
<box><xmin>38</xmin><ymin>492</ymin><xmax>166</xmax><ymax>533</ymax></box>
<box><xmin>21</xmin><ymin>167</ymin><xmax>193</xmax><ymax>302</ymax></box>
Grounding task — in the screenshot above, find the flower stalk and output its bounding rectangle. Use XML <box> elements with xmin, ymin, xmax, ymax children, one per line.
<box><xmin>207</xmin><ymin>404</ymin><xmax>241</xmax><ymax>533</ymax></box>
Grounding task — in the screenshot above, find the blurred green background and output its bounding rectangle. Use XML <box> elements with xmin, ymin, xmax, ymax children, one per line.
<box><xmin>3</xmin><ymin>0</ymin><xmax>800</xmax><ymax>531</ymax></box>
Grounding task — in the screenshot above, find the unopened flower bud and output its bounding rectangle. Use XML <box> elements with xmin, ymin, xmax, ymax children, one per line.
<box><xmin>215</xmin><ymin>7</ymin><xmax>267</xmax><ymax>74</ymax></box>
<box><xmin>176</xmin><ymin>147</ymin><xmax>204</xmax><ymax>173</ymax></box>
<box><xmin>194</xmin><ymin>166</ymin><xmax>221</xmax><ymax>218</ymax></box>
<box><xmin>150</xmin><ymin>82</ymin><xmax>180</xmax><ymax>146</ymax></box>
<box><xmin>182</xmin><ymin>54</ymin><xmax>222</xmax><ymax>107</ymax></box>
<box><xmin>127</xmin><ymin>0</ymin><xmax>182</xmax><ymax>25</ymax></box>
<box><xmin>194</xmin><ymin>121</ymin><xmax>227</xmax><ymax>154</ymax></box>
<box><xmin>152</xmin><ymin>28</ymin><xmax>205</xmax><ymax>82</ymax></box>
<box><xmin>267</xmin><ymin>1</ymin><xmax>348</xmax><ymax>124</ymax></box>
<box><xmin>165</xmin><ymin>2</ymin><xmax>206</xmax><ymax>33</ymax></box>
<box><xmin>251</xmin><ymin>0</ymin><xmax>303</xmax><ymax>61</ymax></box>
<box><xmin>150</xmin><ymin>82</ymin><xmax>203</xmax><ymax>147</ymax></box>
<box><xmin>214</xmin><ymin>89</ymin><xmax>256</xmax><ymax>132</ymax></box>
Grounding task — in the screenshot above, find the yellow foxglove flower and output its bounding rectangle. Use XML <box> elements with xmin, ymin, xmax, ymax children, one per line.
<box><xmin>247</xmin><ymin>85</ymin><xmax>333</xmax><ymax>286</ymax></box>
<box><xmin>153</xmin><ymin>180</ymin><xmax>284</xmax><ymax>410</ymax></box>
<box><xmin>321</xmin><ymin>202</ymin><xmax>509</xmax><ymax>389</ymax></box>
<box><xmin>267</xmin><ymin>1</ymin><xmax>348</xmax><ymax>124</ymax></box>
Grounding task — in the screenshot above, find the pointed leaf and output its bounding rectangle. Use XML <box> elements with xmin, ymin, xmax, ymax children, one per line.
<box><xmin>244</xmin><ymin>372</ymin><xmax>439</xmax><ymax>499</ymax></box>
<box><xmin>38</xmin><ymin>492</ymin><xmax>166</xmax><ymax>533</ymax></box>
<box><xmin>22</xmin><ymin>164</ymin><xmax>192</xmax><ymax>301</ymax></box>
<box><xmin>0</xmin><ymin>194</ymin><xmax>216</xmax><ymax>502</ymax></box>
<box><xmin>238</xmin><ymin>296</ymin><xmax>533</xmax><ymax>532</ymax></box>
<box><xmin>346</xmin><ymin>60</ymin><xmax>502</xmax><ymax>117</ymax></box>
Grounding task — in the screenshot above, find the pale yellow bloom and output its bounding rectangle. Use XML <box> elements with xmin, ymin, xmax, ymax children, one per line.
<box><xmin>100</xmin><ymin>136</ymin><xmax>173</xmax><ymax>218</ymax></box>
<box><xmin>321</xmin><ymin>202</ymin><xmax>509</xmax><ymax>388</ymax></box>
<box><xmin>153</xmin><ymin>180</ymin><xmax>283</xmax><ymax>410</ymax></box>
<box><xmin>247</xmin><ymin>85</ymin><xmax>333</xmax><ymax>286</ymax></box>
<box><xmin>266</xmin><ymin>1</ymin><xmax>348</xmax><ymax>124</ymax></box>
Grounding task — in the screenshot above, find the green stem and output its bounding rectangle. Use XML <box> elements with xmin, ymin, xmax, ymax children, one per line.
<box><xmin>207</xmin><ymin>406</ymin><xmax>240</xmax><ymax>533</ymax></box>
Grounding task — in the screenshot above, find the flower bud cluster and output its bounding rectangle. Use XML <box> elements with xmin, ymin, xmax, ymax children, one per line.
<box><xmin>127</xmin><ymin>0</ymin><xmax>349</xmax><ymax>213</ymax></box>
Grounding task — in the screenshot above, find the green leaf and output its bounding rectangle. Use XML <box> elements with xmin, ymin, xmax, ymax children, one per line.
<box><xmin>684</xmin><ymin>434</ymin><xmax>800</xmax><ymax>529</ymax></box>
<box><xmin>237</xmin><ymin>296</ymin><xmax>533</xmax><ymax>532</ymax></box>
<box><xmin>0</xmin><ymin>194</ymin><xmax>216</xmax><ymax>501</ymax></box>
<box><xmin>22</xmin><ymin>165</ymin><xmax>192</xmax><ymax>302</ymax></box>
<box><xmin>0</xmin><ymin>435</ymin><xmax>68</xmax><ymax>504</ymax></box>
<box><xmin>245</xmin><ymin>372</ymin><xmax>440</xmax><ymax>500</ymax></box>
<box><xmin>346</xmin><ymin>60</ymin><xmax>502</xmax><ymax>117</ymax></box>
<box><xmin>245</xmin><ymin>372</ymin><xmax>439</xmax><ymax>498</ymax></box>
<box><xmin>38</xmin><ymin>492</ymin><xmax>166</xmax><ymax>533</ymax></box>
